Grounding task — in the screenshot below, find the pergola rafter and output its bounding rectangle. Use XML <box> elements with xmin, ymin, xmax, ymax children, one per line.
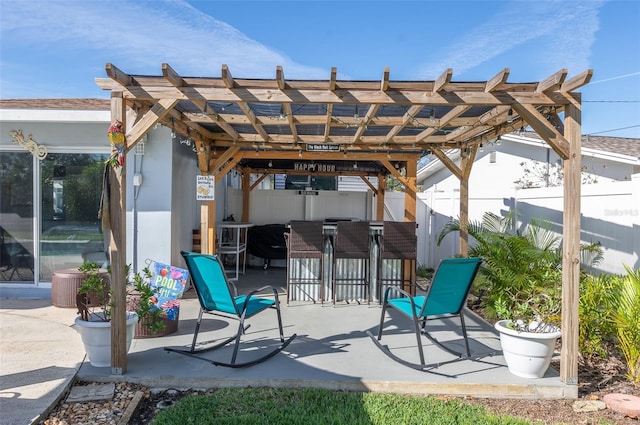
<box><xmin>97</xmin><ymin>63</ymin><xmax>591</xmax><ymax>388</ymax></box>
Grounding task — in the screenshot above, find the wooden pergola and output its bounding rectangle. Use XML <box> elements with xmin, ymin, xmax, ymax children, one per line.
<box><xmin>96</xmin><ymin>63</ymin><xmax>591</xmax><ymax>384</ymax></box>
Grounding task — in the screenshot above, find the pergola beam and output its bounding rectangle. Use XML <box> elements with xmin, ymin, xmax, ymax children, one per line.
<box><xmin>97</xmin><ymin>64</ymin><xmax>592</xmax><ymax>387</ymax></box>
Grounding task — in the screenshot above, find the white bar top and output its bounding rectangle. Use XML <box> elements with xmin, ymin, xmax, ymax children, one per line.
<box><xmin>216</xmin><ymin>222</ymin><xmax>254</xmax><ymax>228</ymax></box>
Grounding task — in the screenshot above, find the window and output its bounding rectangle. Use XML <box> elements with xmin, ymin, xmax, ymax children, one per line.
<box><xmin>284</xmin><ymin>175</ymin><xmax>336</xmax><ymax>191</ymax></box>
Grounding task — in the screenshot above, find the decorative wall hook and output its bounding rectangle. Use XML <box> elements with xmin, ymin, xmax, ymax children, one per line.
<box><xmin>9</xmin><ymin>129</ymin><xmax>47</xmax><ymax>159</ymax></box>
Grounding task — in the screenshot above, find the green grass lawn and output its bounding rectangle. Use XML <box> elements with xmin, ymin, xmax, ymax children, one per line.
<box><xmin>150</xmin><ymin>387</ymin><xmax>535</xmax><ymax>425</ymax></box>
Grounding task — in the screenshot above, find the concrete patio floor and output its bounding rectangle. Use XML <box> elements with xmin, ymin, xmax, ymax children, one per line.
<box><xmin>0</xmin><ymin>264</ymin><xmax>579</xmax><ymax>424</ymax></box>
<box><xmin>77</xmin><ymin>265</ymin><xmax>577</xmax><ymax>399</ymax></box>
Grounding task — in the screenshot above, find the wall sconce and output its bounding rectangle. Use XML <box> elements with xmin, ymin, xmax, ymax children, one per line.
<box><xmin>170</xmin><ymin>117</ymin><xmax>176</xmax><ymax>138</ymax></box>
<box><xmin>507</xmin><ymin>108</ymin><xmax>514</xmax><ymax>123</ymax></box>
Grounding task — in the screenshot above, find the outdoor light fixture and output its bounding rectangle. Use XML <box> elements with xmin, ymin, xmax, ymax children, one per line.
<box><xmin>279</xmin><ymin>105</ymin><xmax>286</xmax><ymax>121</ymax></box>
<box><xmin>507</xmin><ymin>108</ymin><xmax>514</xmax><ymax>123</ymax></box>
<box><xmin>496</xmin><ymin>135</ymin><xmax>502</xmax><ymax>145</ymax></box>
<box><xmin>429</xmin><ymin>108</ymin><xmax>435</xmax><ymax>123</ymax></box>
<box><xmin>268</xmin><ymin>160</ymin><xmax>273</xmax><ymax>168</ymax></box>
<box><xmin>170</xmin><ymin>118</ymin><xmax>176</xmax><ymax>138</ymax></box>
<box><xmin>354</xmin><ymin>105</ymin><xmax>360</xmax><ymax>121</ymax></box>
<box><xmin>479</xmin><ymin>143</ymin><xmax>484</xmax><ymax>152</ymax></box>
<box><xmin>353</xmin><ymin>162</ymin><xmax>358</xmax><ymax>169</ymax></box>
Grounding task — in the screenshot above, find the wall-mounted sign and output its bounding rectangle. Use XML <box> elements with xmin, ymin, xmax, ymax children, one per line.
<box><xmin>306</xmin><ymin>144</ymin><xmax>341</xmax><ymax>152</ymax></box>
<box><xmin>297</xmin><ymin>190</ymin><xmax>319</xmax><ymax>195</ymax></box>
<box><xmin>196</xmin><ymin>175</ymin><xmax>215</xmax><ymax>201</ymax></box>
<box><xmin>294</xmin><ymin>163</ymin><xmax>337</xmax><ymax>172</ymax></box>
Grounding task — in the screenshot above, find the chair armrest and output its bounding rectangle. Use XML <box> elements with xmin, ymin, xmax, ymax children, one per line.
<box><xmin>383</xmin><ymin>285</ymin><xmax>413</xmax><ymax>302</ymax></box>
<box><xmin>229</xmin><ymin>280</ymin><xmax>239</xmax><ymax>297</ymax></box>
<box><xmin>239</xmin><ymin>285</ymin><xmax>280</xmax><ymax>314</ymax></box>
<box><xmin>246</xmin><ymin>285</ymin><xmax>280</xmax><ymax>301</ymax></box>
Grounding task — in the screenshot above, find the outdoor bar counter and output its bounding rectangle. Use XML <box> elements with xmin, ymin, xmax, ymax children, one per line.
<box><xmin>287</xmin><ymin>220</ymin><xmax>415</xmax><ymax>304</ymax></box>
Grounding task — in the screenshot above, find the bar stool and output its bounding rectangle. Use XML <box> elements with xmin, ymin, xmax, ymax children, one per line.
<box><xmin>284</xmin><ymin>221</ymin><xmax>325</xmax><ymax>304</ymax></box>
<box><xmin>332</xmin><ymin>221</ymin><xmax>370</xmax><ymax>305</ymax></box>
<box><xmin>377</xmin><ymin>221</ymin><xmax>417</xmax><ymax>302</ymax></box>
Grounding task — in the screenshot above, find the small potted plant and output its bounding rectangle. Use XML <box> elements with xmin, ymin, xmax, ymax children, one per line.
<box><xmin>493</xmin><ymin>275</ymin><xmax>563</xmax><ymax>379</ymax></box>
<box><xmin>74</xmin><ymin>262</ymin><xmax>166</xmax><ymax>367</ymax></box>
<box><xmin>126</xmin><ymin>265</ymin><xmax>178</xmax><ymax>338</ymax></box>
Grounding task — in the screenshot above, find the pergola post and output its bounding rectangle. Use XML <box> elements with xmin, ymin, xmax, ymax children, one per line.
<box><xmin>560</xmin><ymin>99</ymin><xmax>582</xmax><ymax>384</ymax></box>
<box><xmin>242</xmin><ymin>170</ymin><xmax>251</xmax><ymax>222</ymax></box>
<box><xmin>458</xmin><ymin>146</ymin><xmax>477</xmax><ymax>257</ymax></box>
<box><xmin>404</xmin><ymin>160</ymin><xmax>417</xmax><ymax>222</ymax></box>
<box><xmin>109</xmin><ymin>92</ymin><xmax>128</xmax><ymax>374</ymax></box>
<box><xmin>377</xmin><ymin>172</ymin><xmax>385</xmax><ymax>221</ymax></box>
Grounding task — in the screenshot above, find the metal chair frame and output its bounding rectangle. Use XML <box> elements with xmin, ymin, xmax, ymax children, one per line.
<box><xmin>376</xmin><ymin>221</ymin><xmax>417</xmax><ymax>302</ymax></box>
<box><xmin>368</xmin><ymin>257</ymin><xmax>493</xmax><ymax>371</ymax></box>
<box><xmin>284</xmin><ymin>220</ymin><xmax>325</xmax><ymax>304</ymax></box>
<box><xmin>331</xmin><ymin>221</ymin><xmax>371</xmax><ymax>305</ymax></box>
<box><xmin>165</xmin><ymin>251</ymin><xmax>296</xmax><ymax>368</ymax></box>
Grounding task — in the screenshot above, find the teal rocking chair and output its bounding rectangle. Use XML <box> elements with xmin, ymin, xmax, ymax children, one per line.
<box><xmin>165</xmin><ymin>251</ymin><xmax>296</xmax><ymax>368</ymax></box>
<box><xmin>368</xmin><ymin>257</ymin><xmax>486</xmax><ymax>370</ymax></box>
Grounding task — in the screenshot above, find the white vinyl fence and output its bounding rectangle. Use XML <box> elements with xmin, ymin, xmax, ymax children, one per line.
<box><xmin>419</xmin><ymin>174</ymin><xmax>640</xmax><ymax>275</ymax></box>
<box><xmin>235</xmin><ymin>175</ymin><xmax>638</xmax><ymax>276</ymax></box>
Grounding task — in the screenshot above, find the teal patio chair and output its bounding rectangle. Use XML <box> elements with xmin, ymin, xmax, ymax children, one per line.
<box><xmin>368</xmin><ymin>257</ymin><xmax>487</xmax><ymax>370</ymax></box>
<box><xmin>165</xmin><ymin>251</ymin><xmax>296</xmax><ymax>368</ymax></box>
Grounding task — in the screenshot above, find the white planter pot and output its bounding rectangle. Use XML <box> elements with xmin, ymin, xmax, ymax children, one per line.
<box><xmin>495</xmin><ymin>319</ymin><xmax>561</xmax><ymax>379</ymax></box>
<box><xmin>74</xmin><ymin>312</ymin><xmax>138</xmax><ymax>367</ymax></box>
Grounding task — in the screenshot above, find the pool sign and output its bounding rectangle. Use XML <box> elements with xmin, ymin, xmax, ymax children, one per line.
<box><xmin>196</xmin><ymin>175</ymin><xmax>215</xmax><ymax>201</ymax></box>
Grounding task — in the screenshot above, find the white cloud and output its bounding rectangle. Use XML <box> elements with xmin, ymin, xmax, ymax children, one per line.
<box><xmin>416</xmin><ymin>0</ymin><xmax>604</xmax><ymax>79</ymax></box>
<box><xmin>0</xmin><ymin>0</ymin><xmax>326</xmax><ymax>81</ymax></box>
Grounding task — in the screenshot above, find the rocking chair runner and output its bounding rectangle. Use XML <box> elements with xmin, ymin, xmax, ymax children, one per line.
<box><xmin>165</xmin><ymin>251</ymin><xmax>296</xmax><ymax>368</ymax></box>
<box><xmin>368</xmin><ymin>257</ymin><xmax>489</xmax><ymax>371</ymax></box>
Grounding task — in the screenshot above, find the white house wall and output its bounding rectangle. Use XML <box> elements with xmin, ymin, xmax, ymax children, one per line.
<box><xmin>125</xmin><ymin>127</ymin><xmax>199</xmax><ymax>273</ymax></box>
<box><xmin>171</xmin><ymin>136</ymin><xmax>199</xmax><ymax>267</ymax></box>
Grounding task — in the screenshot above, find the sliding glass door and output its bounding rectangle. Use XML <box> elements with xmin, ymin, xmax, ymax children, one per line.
<box><xmin>0</xmin><ymin>151</ymin><xmax>35</xmax><ymax>282</ymax></box>
<box><xmin>0</xmin><ymin>151</ymin><xmax>108</xmax><ymax>283</ymax></box>
<box><xmin>39</xmin><ymin>153</ymin><xmax>108</xmax><ymax>281</ymax></box>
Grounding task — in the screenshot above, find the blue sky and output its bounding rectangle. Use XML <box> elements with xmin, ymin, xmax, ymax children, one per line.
<box><xmin>1</xmin><ymin>0</ymin><xmax>638</xmax><ymax>138</ymax></box>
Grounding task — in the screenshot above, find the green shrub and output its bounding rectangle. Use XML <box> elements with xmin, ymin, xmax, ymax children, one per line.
<box><xmin>578</xmin><ymin>273</ymin><xmax>621</xmax><ymax>359</ymax></box>
<box><xmin>437</xmin><ymin>212</ymin><xmax>563</xmax><ymax>330</ymax></box>
<box><xmin>416</xmin><ymin>265</ymin><xmax>433</xmax><ymax>279</ymax></box>
<box><xmin>613</xmin><ymin>266</ymin><xmax>640</xmax><ymax>386</ymax></box>
<box><xmin>437</xmin><ymin>212</ymin><xmax>603</xmax><ymax>333</ymax></box>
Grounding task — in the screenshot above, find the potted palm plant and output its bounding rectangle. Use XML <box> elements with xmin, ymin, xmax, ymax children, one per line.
<box><xmin>438</xmin><ymin>212</ymin><xmax>602</xmax><ymax>378</ymax></box>
<box><xmin>74</xmin><ymin>262</ymin><xmax>165</xmax><ymax>367</ymax></box>
<box><xmin>492</xmin><ymin>269</ymin><xmax>563</xmax><ymax>379</ymax></box>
